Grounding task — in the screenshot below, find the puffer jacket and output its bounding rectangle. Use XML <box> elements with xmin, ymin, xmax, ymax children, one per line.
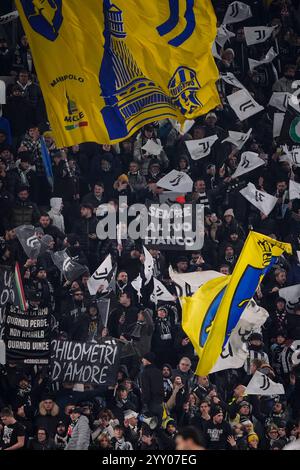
<box><xmin>65</xmin><ymin>415</ymin><xmax>91</xmax><ymax>450</ymax></box>
<box><xmin>11</xmin><ymin>198</ymin><xmax>40</xmax><ymax>227</ymax></box>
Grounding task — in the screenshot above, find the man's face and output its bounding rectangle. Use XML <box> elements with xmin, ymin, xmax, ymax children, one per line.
<box><xmin>119</xmin><ymin>293</ymin><xmax>129</xmax><ymax>306</ymax></box>
<box><xmin>19</xmin><ymin>72</ymin><xmax>29</xmax><ymax>85</ymax></box>
<box><xmin>94</xmin><ymin>185</ymin><xmax>104</xmax><ymax>197</ymax></box>
<box><xmin>20</xmin><ymin>161</ymin><xmax>30</xmax><ymax>170</ymax></box>
<box><xmin>40</xmin><ymin>215</ymin><xmax>50</xmax><ymax>228</ymax></box>
<box><xmin>1</xmin><ymin>150</ymin><xmax>12</xmax><ymax>161</ymax></box>
<box><xmin>179</xmin><ymin>359</ymin><xmax>191</xmax><ymax>372</ymax></box>
<box><xmin>193</xmin><ymin>127</ymin><xmax>205</xmax><ymax>139</ymax></box>
<box><xmin>230</xmin><ymin>233</ymin><xmax>238</xmax><ymax>242</ymax></box>
<box><xmin>276</xmin><ymin>272</ymin><xmax>286</xmax><ymax>285</ymax></box>
<box><xmin>80</xmin><ymin>207</ymin><xmax>90</xmax><ymax>218</ymax></box>
<box><xmin>19</xmin><ymin>379</ymin><xmax>29</xmax><ymax>389</ymax></box>
<box><xmin>240</xmin><ymin>405</ymin><xmax>250</xmax><ymax>415</ymax></box>
<box><xmin>277</xmin><ymin>182</ymin><xmax>287</xmax><ymax>193</ymax></box>
<box><xmin>119</xmin><ymin>389</ymin><xmax>128</xmax><ymax>400</ymax></box>
<box><xmin>285</xmin><ymin>67</ymin><xmax>296</xmax><ymax>79</ymax></box>
<box><xmin>276</xmin><ymin>301</ymin><xmax>285</xmax><ymax>312</ymax></box>
<box><xmin>57</xmin><ymin>424</ymin><xmax>66</xmax><ymax>435</ymax></box>
<box><xmin>28</xmin><ymin>127</ymin><xmax>39</xmax><ymax>139</ymax></box>
<box><xmin>1</xmin><ymin>416</ymin><xmax>12</xmax><ymax>426</ymax></box>
<box><xmin>117</xmin><ymin>272</ymin><xmax>128</xmax><ymax>283</ymax></box>
<box><xmin>250</xmin><ymin>340</ymin><xmax>262</xmax><ymax>348</ymax></box>
<box><xmin>200</xmin><ymin>402</ymin><xmax>210</xmax><ymax>414</ymax></box>
<box><xmin>129</xmin><ymin>162</ymin><xmax>138</xmax><ymax>173</ymax></box>
<box><xmin>18</xmin><ymin>190</ymin><xmax>29</xmax><ymax>201</ymax></box>
<box><xmin>225</xmin><ymin>246</ymin><xmax>234</xmax><ymax>257</ymax></box>
<box><xmin>144</xmin><ymin>129</ymin><xmax>154</xmax><ymax>139</ymax></box>
<box><xmin>123</xmin><ymin>141</ymin><xmax>132</xmax><ymax>153</ymax></box>
<box><xmin>70</xmin><ymin>411</ymin><xmax>80</xmax><ymax>422</ymax></box>
<box><xmin>157</xmin><ymin>309</ymin><xmax>167</xmax><ymax>319</ymax></box>
<box><xmin>220</xmin><ymin>266</ymin><xmax>230</xmax><ymax>275</ymax></box>
<box><xmin>44</xmin><ymin>400</ymin><xmax>54</xmax><ymax>412</ymax></box>
<box><xmin>101</xmin><ymin>160</ymin><xmax>110</xmax><ymax>171</ymax></box>
<box><xmin>0</xmin><ymin>133</ymin><xmax>6</xmax><ymax>144</ymax></box>
<box><xmin>162</xmin><ymin>367</ymin><xmax>170</xmax><ymax>377</ymax></box>
<box><xmin>129</xmin><ymin>416</ymin><xmax>138</xmax><ymax>427</ymax></box>
<box><xmin>198</xmin><ymin>376</ymin><xmax>209</xmax><ymax>387</ymax></box>
<box><xmin>114</xmin><ymin>428</ymin><xmax>123</xmax><ymax>439</ymax></box>
<box><xmin>194</xmin><ymin>180</ymin><xmax>206</xmax><ymax>193</ymax></box>
<box><xmin>213</xmin><ymin>413</ymin><xmax>223</xmax><ymax>424</ymax></box>
<box><xmin>177</xmin><ymin>261</ymin><xmax>188</xmax><ymax>272</ymax></box>
<box><xmin>278</xmin><ymin>428</ymin><xmax>286</xmax><ymax>437</ymax></box>
<box><xmin>37</xmin><ymin>429</ymin><xmax>47</xmax><ymax>442</ymax></box>
<box><xmin>205</xmin><ymin>116</ymin><xmax>217</xmax><ymax>127</ymax></box>
<box><xmin>274</xmin><ymin>402</ymin><xmax>282</xmax><ymax>413</ymax></box>
<box><xmin>73</xmin><ymin>291</ymin><xmax>84</xmax><ymax>301</ymax></box>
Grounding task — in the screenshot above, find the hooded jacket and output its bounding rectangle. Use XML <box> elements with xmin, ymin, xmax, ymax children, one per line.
<box><xmin>48</xmin><ymin>198</ymin><xmax>65</xmax><ymax>233</ymax></box>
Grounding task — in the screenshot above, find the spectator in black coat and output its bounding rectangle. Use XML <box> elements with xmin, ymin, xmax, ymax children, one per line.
<box><xmin>141</xmin><ymin>352</ymin><xmax>164</xmax><ymax>424</ymax></box>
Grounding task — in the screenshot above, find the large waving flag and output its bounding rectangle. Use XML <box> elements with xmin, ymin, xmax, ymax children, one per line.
<box><xmin>16</xmin><ymin>0</ymin><xmax>219</xmax><ymax>146</ymax></box>
<box><xmin>182</xmin><ymin>232</ymin><xmax>292</xmax><ymax>375</ymax></box>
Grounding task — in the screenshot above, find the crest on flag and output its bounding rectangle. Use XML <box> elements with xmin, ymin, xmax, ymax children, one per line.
<box><xmin>246</xmin><ymin>371</ymin><xmax>285</xmax><ymax>395</ymax></box>
<box><xmin>222</xmin><ymin>2</ymin><xmax>252</xmax><ymax>25</ymax></box>
<box><xmin>240</xmin><ymin>183</ymin><xmax>277</xmax><ymax>216</ymax></box>
<box><xmin>157</xmin><ymin>170</ymin><xmax>194</xmax><ymax>193</ymax></box>
<box><xmin>185</xmin><ymin>135</ymin><xmax>218</xmax><ymax>160</ymax></box>
<box><xmin>231</xmin><ymin>152</ymin><xmax>265</xmax><ymax>179</ymax></box>
<box><xmin>19</xmin><ymin>0</ymin><xmax>63</xmax><ymax>41</ymax></box>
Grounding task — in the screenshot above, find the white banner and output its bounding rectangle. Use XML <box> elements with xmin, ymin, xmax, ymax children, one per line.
<box><xmin>240</xmin><ymin>182</ymin><xmax>278</xmax><ymax>216</ymax></box>
<box><xmin>244</xmin><ymin>26</ymin><xmax>275</xmax><ymax>46</ymax></box>
<box><xmin>222</xmin><ymin>1</ymin><xmax>252</xmax><ymax>25</ymax></box>
<box><xmin>185</xmin><ymin>135</ymin><xmax>218</xmax><ymax>160</ymax></box>
<box><xmin>169</xmin><ymin>267</ymin><xmax>225</xmax><ymax>300</ymax></box>
<box><xmin>216</xmin><ymin>25</ymin><xmax>236</xmax><ymax>47</ymax></box>
<box><xmin>222</xmin><ymin>128</ymin><xmax>252</xmax><ymax>150</ymax></box>
<box><xmin>227</xmin><ymin>89</ymin><xmax>264</xmax><ymax>121</ymax></box>
<box><xmin>289</xmin><ymin>180</ymin><xmax>300</xmax><ymax>200</ymax></box>
<box><xmin>221</xmin><ymin>72</ymin><xmax>245</xmax><ymax>90</ymax></box>
<box><xmin>248</xmin><ymin>47</ymin><xmax>278</xmax><ymax>71</ymax></box>
<box><xmin>87</xmin><ymin>255</ymin><xmax>112</xmax><ymax>295</ymax></box>
<box><xmin>279</xmin><ymin>284</ymin><xmax>300</xmax><ymax>314</ymax></box>
<box><xmin>142</xmin><ymin>139</ymin><xmax>163</xmax><ymax>156</ymax></box>
<box><xmin>246</xmin><ymin>371</ymin><xmax>285</xmax><ymax>395</ymax></box>
<box><xmin>232</xmin><ymin>152</ymin><xmax>265</xmax><ymax>179</ymax></box>
<box><xmin>157</xmin><ymin>170</ymin><xmax>194</xmax><ymax>193</ymax></box>
<box><xmin>0</xmin><ymin>10</ymin><xmax>19</xmax><ymax>25</ymax></box>
<box><xmin>131</xmin><ymin>274</ymin><xmax>143</xmax><ymax>301</ymax></box>
<box><xmin>212</xmin><ymin>300</ymin><xmax>269</xmax><ymax>373</ymax></box>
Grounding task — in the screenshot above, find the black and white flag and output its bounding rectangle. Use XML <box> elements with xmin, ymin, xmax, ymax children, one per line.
<box><xmin>244</xmin><ymin>26</ymin><xmax>275</xmax><ymax>46</ymax></box>
<box><xmin>248</xmin><ymin>47</ymin><xmax>277</xmax><ymax>71</ymax></box>
<box><xmin>87</xmin><ymin>255</ymin><xmax>113</xmax><ymax>295</ymax></box>
<box><xmin>227</xmin><ymin>88</ymin><xmax>264</xmax><ymax>121</ymax></box>
<box><xmin>15</xmin><ymin>225</ymin><xmax>42</xmax><ymax>259</ymax></box>
<box><xmin>143</xmin><ymin>246</ymin><xmax>154</xmax><ymax>285</ymax></box>
<box><xmin>222</xmin><ymin>1</ymin><xmax>252</xmax><ymax>25</ymax></box>
<box><xmin>279</xmin><ymin>284</ymin><xmax>300</xmax><ymax>314</ymax></box>
<box><xmin>289</xmin><ymin>180</ymin><xmax>300</xmax><ymax>200</ymax></box>
<box><xmin>273</xmin><ymin>113</ymin><xmax>285</xmax><ymax>138</ymax></box>
<box><xmin>131</xmin><ymin>274</ymin><xmax>143</xmax><ymax>302</ymax></box>
<box><xmin>222</xmin><ymin>128</ymin><xmax>252</xmax><ymax>150</ymax></box>
<box><xmin>212</xmin><ymin>300</ymin><xmax>269</xmax><ymax>373</ymax></box>
<box><xmin>157</xmin><ymin>170</ymin><xmax>194</xmax><ymax>193</ymax></box>
<box><xmin>150</xmin><ymin>278</ymin><xmax>174</xmax><ymax>305</ymax></box>
<box><xmin>246</xmin><ymin>371</ymin><xmax>285</xmax><ymax>395</ymax></box>
<box><xmin>185</xmin><ymin>135</ymin><xmax>218</xmax><ymax>160</ymax></box>
<box><xmin>231</xmin><ymin>152</ymin><xmax>265</xmax><ymax>178</ymax></box>
<box><xmin>221</xmin><ymin>72</ymin><xmax>245</xmax><ymax>90</ymax></box>
<box><xmin>51</xmin><ymin>249</ymin><xmax>87</xmax><ymax>282</ymax></box>
<box><xmin>216</xmin><ymin>25</ymin><xmax>236</xmax><ymax>47</ymax></box>
<box><xmin>269</xmin><ymin>92</ymin><xmax>291</xmax><ymax>112</ymax></box>
<box><xmin>240</xmin><ymin>183</ymin><xmax>277</xmax><ymax>216</ymax></box>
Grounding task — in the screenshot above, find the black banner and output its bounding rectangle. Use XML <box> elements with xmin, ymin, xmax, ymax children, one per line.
<box><xmin>5</xmin><ymin>305</ymin><xmax>51</xmax><ymax>364</ymax></box>
<box><xmin>0</xmin><ymin>266</ymin><xmax>15</xmax><ymax>341</ymax></box>
<box><xmin>51</xmin><ymin>338</ymin><xmax>120</xmax><ymax>386</ymax></box>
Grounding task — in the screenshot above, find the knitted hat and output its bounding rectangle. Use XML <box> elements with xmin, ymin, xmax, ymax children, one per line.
<box><xmin>247</xmin><ymin>432</ymin><xmax>259</xmax><ymax>444</ymax></box>
<box><xmin>142</xmin><ymin>352</ymin><xmax>156</xmax><ymax>364</ymax></box>
<box><xmin>224</xmin><ymin>208</ymin><xmax>234</xmax><ymax>217</ymax></box>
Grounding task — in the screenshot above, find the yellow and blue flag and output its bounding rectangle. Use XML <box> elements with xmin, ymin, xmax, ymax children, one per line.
<box><xmin>16</xmin><ymin>0</ymin><xmax>219</xmax><ymax>146</ymax></box>
<box><xmin>182</xmin><ymin>232</ymin><xmax>292</xmax><ymax>376</ymax></box>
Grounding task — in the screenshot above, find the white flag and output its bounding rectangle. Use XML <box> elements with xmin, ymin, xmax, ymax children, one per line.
<box><xmin>246</xmin><ymin>371</ymin><xmax>285</xmax><ymax>395</ymax></box>
<box><xmin>279</xmin><ymin>284</ymin><xmax>300</xmax><ymax>313</ymax></box>
<box><xmin>269</xmin><ymin>92</ymin><xmax>291</xmax><ymax>112</ymax></box>
<box><xmin>212</xmin><ymin>300</ymin><xmax>269</xmax><ymax>373</ymax></box>
<box><xmin>273</xmin><ymin>113</ymin><xmax>285</xmax><ymax>138</ymax></box>
<box><xmin>280</xmin><ymin>146</ymin><xmax>300</xmax><ymax>166</ymax></box>
<box><xmin>227</xmin><ymin>89</ymin><xmax>264</xmax><ymax>121</ymax></box>
<box><xmin>232</xmin><ymin>152</ymin><xmax>265</xmax><ymax>179</ymax></box>
<box><xmin>173</xmin><ymin>120</ymin><xmax>195</xmax><ymax>136</ymax></box>
<box><xmin>0</xmin><ymin>10</ymin><xmax>19</xmax><ymax>24</ymax></box>
<box><xmin>150</xmin><ymin>278</ymin><xmax>174</xmax><ymax>304</ymax></box>
<box><xmin>142</xmin><ymin>139</ymin><xmax>163</xmax><ymax>156</ymax></box>
<box><xmin>216</xmin><ymin>25</ymin><xmax>236</xmax><ymax>47</ymax></box>
<box><xmin>131</xmin><ymin>274</ymin><xmax>143</xmax><ymax>301</ymax></box>
<box><xmin>289</xmin><ymin>180</ymin><xmax>300</xmax><ymax>200</ymax></box>
<box><xmin>169</xmin><ymin>267</ymin><xmax>224</xmax><ymax>299</ymax></box>
<box><xmin>222</xmin><ymin>2</ymin><xmax>252</xmax><ymax>25</ymax></box>
<box><xmin>157</xmin><ymin>170</ymin><xmax>194</xmax><ymax>193</ymax></box>
<box><xmin>244</xmin><ymin>26</ymin><xmax>275</xmax><ymax>46</ymax></box>
<box><xmin>222</xmin><ymin>128</ymin><xmax>252</xmax><ymax>150</ymax></box>
<box><xmin>143</xmin><ymin>246</ymin><xmax>154</xmax><ymax>285</ymax></box>
<box><xmin>212</xmin><ymin>41</ymin><xmax>222</xmax><ymax>60</ymax></box>
<box><xmin>240</xmin><ymin>182</ymin><xmax>277</xmax><ymax>216</ymax></box>
<box><xmin>221</xmin><ymin>72</ymin><xmax>245</xmax><ymax>90</ymax></box>
<box><xmin>248</xmin><ymin>47</ymin><xmax>278</xmax><ymax>71</ymax></box>
<box><xmin>185</xmin><ymin>135</ymin><xmax>218</xmax><ymax>160</ymax></box>
<box><xmin>87</xmin><ymin>254</ymin><xmax>112</xmax><ymax>295</ymax></box>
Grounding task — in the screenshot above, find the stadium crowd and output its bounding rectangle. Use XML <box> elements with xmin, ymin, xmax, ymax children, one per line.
<box><xmin>0</xmin><ymin>0</ymin><xmax>300</xmax><ymax>451</ymax></box>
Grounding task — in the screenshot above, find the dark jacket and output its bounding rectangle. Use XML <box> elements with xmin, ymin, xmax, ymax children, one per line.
<box><xmin>11</xmin><ymin>197</ymin><xmax>40</xmax><ymax>227</ymax></box>
<box><xmin>72</xmin><ymin>216</ymin><xmax>98</xmax><ymax>254</ymax></box>
<box><xmin>141</xmin><ymin>364</ymin><xmax>164</xmax><ymax>406</ymax></box>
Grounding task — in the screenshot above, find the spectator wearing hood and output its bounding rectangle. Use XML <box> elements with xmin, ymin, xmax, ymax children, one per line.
<box><xmin>216</xmin><ymin>208</ymin><xmax>245</xmax><ymax>244</ymax></box>
<box><xmin>48</xmin><ymin>198</ymin><xmax>65</xmax><ymax>233</ymax></box>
